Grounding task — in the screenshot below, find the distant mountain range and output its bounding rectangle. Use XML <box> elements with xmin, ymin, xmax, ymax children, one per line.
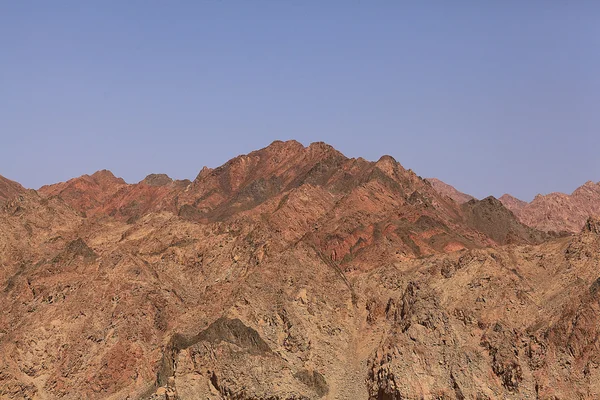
<box><xmin>425</xmin><ymin>176</ymin><xmax>600</xmax><ymax>233</ymax></box>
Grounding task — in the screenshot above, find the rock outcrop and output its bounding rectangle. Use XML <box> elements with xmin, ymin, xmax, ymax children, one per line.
<box><xmin>582</xmin><ymin>216</ymin><xmax>600</xmax><ymax>234</ymax></box>
<box><xmin>142</xmin><ymin>174</ymin><xmax>174</xmax><ymax>187</ymax></box>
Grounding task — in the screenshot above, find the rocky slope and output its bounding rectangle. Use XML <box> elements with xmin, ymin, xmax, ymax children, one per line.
<box><xmin>1</xmin><ymin>141</ymin><xmax>600</xmax><ymax>400</ymax></box>
<box><xmin>0</xmin><ymin>174</ymin><xmax>25</xmax><ymax>203</ymax></box>
<box><xmin>498</xmin><ymin>194</ymin><xmax>527</xmax><ymax>218</ymax></box>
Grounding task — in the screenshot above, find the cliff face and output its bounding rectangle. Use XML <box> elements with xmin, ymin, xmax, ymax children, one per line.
<box><xmin>2</xmin><ymin>141</ymin><xmax>600</xmax><ymax>400</ymax></box>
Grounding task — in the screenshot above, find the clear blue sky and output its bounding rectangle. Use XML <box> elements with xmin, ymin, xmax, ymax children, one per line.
<box><xmin>1</xmin><ymin>2</ymin><xmax>599</xmax><ymax>201</ymax></box>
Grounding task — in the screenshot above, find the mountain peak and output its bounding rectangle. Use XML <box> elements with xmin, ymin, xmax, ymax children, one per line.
<box><xmin>499</xmin><ymin>193</ymin><xmax>521</xmax><ymax>201</ymax></box>
<box><xmin>307</xmin><ymin>141</ymin><xmax>334</xmax><ymax>151</ymax></box>
<box><xmin>194</xmin><ymin>166</ymin><xmax>213</xmax><ymax>182</ymax></box>
<box><xmin>573</xmin><ymin>180</ymin><xmax>600</xmax><ymax>195</ymax></box>
<box><xmin>461</xmin><ymin>195</ymin><xmax>548</xmax><ymax>245</ymax></box>
<box><xmin>376</xmin><ymin>154</ymin><xmax>398</xmax><ymax>164</ymax></box>
<box><xmin>268</xmin><ymin>139</ymin><xmax>304</xmax><ymax>149</ymax></box>
<box><xmin>305</xmin><ymin>142</ymin><xmax>346</xmax><ymax>162</ymax></box>
<box><xmin>260</xmin><ymin>139</ymin><xmax>305</xmax><ymax>156</ymax></box>
<box><xmin>141</xmin><ymin>173</ymin><xmax>173</xmax><ymax>187</ymax></box>
<box><xmin>89</xmin><ymin>170</ymin><xmax>127</xmax><ymax>186</ymax></box>
<box><xmin>91</xmin><ymin>169</ymin><xmax>116</xmax><ymax>178</ymax></box>
<box><xmin>498</xmin><ymin>193</ymin><xmax>527</xmax><ymax>217</ymax></box>
<box><xmin>38</xmin><ymin>170</ymin><xmax>127</xmax><ymax>214</ymax></box>
<box><xmin>426</xmin><ymin>177</ymin><xmax>475</xmax><ymax>204</ymax></box>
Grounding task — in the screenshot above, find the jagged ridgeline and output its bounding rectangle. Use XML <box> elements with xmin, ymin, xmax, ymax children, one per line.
<box><xmin>1</xmin><ymin>141</ymin><xmax>600</xmax><ymax>399</ymax></box>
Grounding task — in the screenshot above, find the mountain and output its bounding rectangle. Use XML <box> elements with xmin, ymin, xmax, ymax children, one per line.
<box><xmin>1</xmin><ymin>141</ymin><xmax>600</xmax><ymax>400</ymax></box>
<box><xmin>498</xmin><ymin>181</ymin><xmax>600</xmax><ymax>233</ymax></box>
<box><xmin>425</xmin><ymin>177</ymin><xmax>475</xmax><ymax>204</ymax></box>
<box><xmin>461</xmin><ymin>196</ymin><xmax>550</xmax><ymax>245</ymax></box>
<box><xmin>39</xmin><ymin>170</ymin><xmax>128</xmax><ymax>216</ymax></box>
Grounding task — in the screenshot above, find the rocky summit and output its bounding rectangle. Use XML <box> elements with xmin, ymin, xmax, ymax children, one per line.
<box><xmin>2</xmin><ymin>141</ymin><xmax>600</xmax><ymax>399</ymax></box>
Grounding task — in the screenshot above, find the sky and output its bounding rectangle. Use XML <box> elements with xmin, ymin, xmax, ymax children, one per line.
<box><xmin>1</xmin><ymin>2</ymin><xmax>599</xmax><ymax>201</ymax></box>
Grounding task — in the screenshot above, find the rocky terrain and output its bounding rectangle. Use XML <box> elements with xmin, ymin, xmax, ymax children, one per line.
<box><xmin>1</xmin><ymin>140</ymin><xmax>600</xmax><ymax>399</ymax></box>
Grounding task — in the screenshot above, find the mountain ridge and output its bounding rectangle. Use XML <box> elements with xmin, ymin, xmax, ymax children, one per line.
<box><xmin>423</xmin><ymin>177</ymin><xmax>600</xmax><ymax>234</ymax></box>
<box><xmin>2</xmin><ymin>140</ymin><xmax>600</xmax><ymax>399</ymax></box>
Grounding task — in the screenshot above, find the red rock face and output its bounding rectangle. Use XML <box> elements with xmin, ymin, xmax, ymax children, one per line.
<box><xmin>2</xmin><ymin>141</ymin><xmax>600</xmax><ymax>400</ymax></box>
